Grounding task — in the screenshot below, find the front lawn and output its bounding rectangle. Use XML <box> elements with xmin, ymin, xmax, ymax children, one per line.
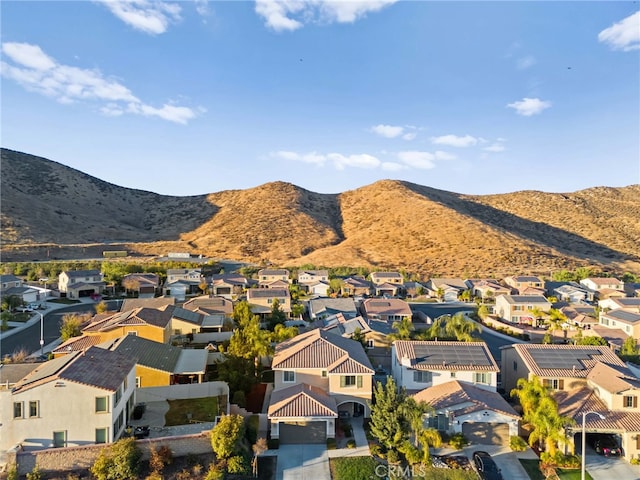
<box><xmin>330</xmin><ymin>458</ymin><xmax>479</xmax><ymax>480</ymax></box>
<box><xmin>519</xmin><ymin>459</ymin><xmax>593</xmax><ymax>480</ymax></box>
<box><xmin>164</xmin><ymin>397</ymin><xmax>219</xmax><ymax>426</ymax></box>
<box><xmin>330</xmin><ymin>457</ymin><xmax>378</xmax><ymax>480</ymax></box>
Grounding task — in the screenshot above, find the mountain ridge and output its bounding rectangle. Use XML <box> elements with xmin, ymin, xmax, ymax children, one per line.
<box><xmin>2</xmin><ymin>148</ymin><xmax>639</xmax><ymax>276</ymax></box>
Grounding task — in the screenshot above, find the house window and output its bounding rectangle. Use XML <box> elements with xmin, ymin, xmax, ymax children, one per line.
<box><xmin>474</xmin><ymin>373</ymin><xmax>491</xmax><ymax>384</ymax></box>
<box><xmin>341</xmin><ymin>375</ymin><xmax>363</xmax><ymax>388</ymax></box>
<box><xmin>427</xmin><ymin>413</ymin><xmax>449</xmax><ymax>431</ymax></box>
<box><xmin>13</xmin><ymin>402</ymin><xmax>23</xmax><ymax>419</ymax></box>
<box><xmin>450</xmin><ymin>372</ymin><xmax>456</xmax><ymax>378</ymax></box>
<box><xmin>29</xmin><ymin>401</ymin><xmax>39</xmax><ymax>418</ymax></box>
<box><xmin>513</xmin><ymin>361</ymin><xmax>518</xmax><ymax>371</ymax></box>
<box><xmin>96</xmin><ymin>396</ymin><xmax>108</xmax><ymax>413</ymax></box>
<box><xmin>96</xmin><ymin>428</ymin><xmax>108</xmax><ymax>444</ymax></box>
<box><xmin>321</xmin><ymin>370</ymin><xmax>327</xmax><ymax>378</ymax></box>
<box><xmin>53</xmin><ymin>431</ymin><xmax>67</xmax><ymax>448</ymax></box>
<box><xmin>413</xmin><ymin>371</ymin><xmax>433</xmax><ymax>383</ymax></box>
<box><xmin>366</xmin><ymin>339</ymin><xmax>375</xmax><ymax>349</ymax></box>
<box><xmin>114</xmin><ymin>387</ymin><xmax>122</xmax><ymax>406</ymax></box>
<box><xmin>283</xmin><ymin>371</ymin><xmax>295</xmax><ymax>383</ymax></box>
<box><xmin>136</xmin><ymin>377</ymin><xmax>141</xmax><ymax>388</ymax></box>
<box><xmin>543</xmin><ymin>379</ymin><xmax>564</xmax><ymax>390</ymax></box>
<box><xmin>127</xmin><ymin>331</ymin><xmax>138</xmax><ymax>336</ymax></box>
<box><xmin>113</xmin><ymin>411</ymin><xmax>124</xmax><ymax>435</ymax></box>
<box><xmin>624</xmin><ymin>396</ymin><xmax>637</xmax><ymax>408</ymax></box>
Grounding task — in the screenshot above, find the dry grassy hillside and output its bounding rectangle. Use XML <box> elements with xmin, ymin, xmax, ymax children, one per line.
<box><xmin>2</xmin><ymin>148</ymin><xmax>639</xmax><ymax>276</ymax></box>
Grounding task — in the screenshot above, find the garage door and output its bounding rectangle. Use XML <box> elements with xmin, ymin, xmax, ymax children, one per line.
<box><xmin>462</xmin><ymin>422</ymin><xmax>509</xmax><ymax>446</ymax></box>
<box><xmin>279</xmin><ymin>421</ymin><xmax>327</xmax><ymax>444</ymax></box>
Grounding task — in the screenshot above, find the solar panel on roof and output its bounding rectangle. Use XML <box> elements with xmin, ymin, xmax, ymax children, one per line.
<box><xmin>413</xmin><ymin>344</ymin><xmax>492</xmax><ymax>367</ymax></box>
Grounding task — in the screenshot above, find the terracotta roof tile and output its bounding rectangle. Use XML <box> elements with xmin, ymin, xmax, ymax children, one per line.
<box><xmin>268</xmin><ymin>383</ymin><xmax>337</xmax><ymax>418</ymax></box>
<box><xmin>557</xmin><ymin>387</ymin><xmax>640</xmax><ymax>432</ymax></box>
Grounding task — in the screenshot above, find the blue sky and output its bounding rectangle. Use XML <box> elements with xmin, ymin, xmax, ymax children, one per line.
<box><xmin>2</xmin><ymin>1</ymin><xmax>639</xmax><ymax>196</ymax></box>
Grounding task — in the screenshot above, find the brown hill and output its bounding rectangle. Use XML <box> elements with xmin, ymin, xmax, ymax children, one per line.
<box><xmin>2</xmin><ymin>148</ymin><xmax>639</xmax><ymax>276</ymax></box>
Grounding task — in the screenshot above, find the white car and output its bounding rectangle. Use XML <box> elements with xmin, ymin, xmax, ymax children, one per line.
<box><xmin>15</xmin><ymin>306</ymin><xmax>33</xmax><ymax>313</ymax></box>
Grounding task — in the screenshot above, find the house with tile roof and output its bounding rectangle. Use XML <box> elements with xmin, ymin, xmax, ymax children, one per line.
<box><xmin>503</xmin><ymin>275</ymin><xmax>544</xmax><ymax>294</ymax></box>
<box><xmin>121</xmin><ymin>273</ymin><xmax>159</xmax><ymax>298</ymax></box>
<box><xmin>599</xmin><ymin>297</ymin><xmax>640</xmax><ymax>312</ymax></box>
<box><xmin>392</xmin><ymin>341</ymin><xmax>500</xmax><ymax>393</ymax></box>
<box><xmin>0</xmin><ymin>347</ymin><xmax>136</xmax><ymax>452</ymax></box>
<box><xmin>81</xmin><ymin>305</ymin><xmax>176</xmax><ymax>343</ymax></box>
<box><xmin>258</xmin><ymin>269</ymin><xmax>290</xmax><ymax>287</ymax></box>
<box><xmin>599</xmin><ymin>309</ymin><xmax>640</xmax><ymax>339</ymax></box>
<box><xmin>361</xmin><ymin>298</ymin><xmax>412</xmax><ymax>323</ymax></box>
<box><xmin>503</xmin><ymin>343</ymin><xmax>640</xmax><ymax>462</ymax></box>
<box><xmin>340</xmin><ymin>276</ymin><xmax>373</xmax><ymax>297</ymax></box>
<box><xmin>425</xmin><ymin>278</ymin><xmax>468</xmax><ymax>302</ymax></box>
<box><xmin>246</xmin><ymin>288</ymin><xmax>291</xmax><ymax>315</ymax></box>
<box><xmin>412</xmin><ymin>380</ymin><xmax>520</xmax><ymax>446</ymax></box>
<box><xmin>580</xmin><ymin>277</ymin><xmax>624</xmax><ymax>292</ymax></box>
<box><xmin>298</xmin><ymin>270</ymin><xmax>329</xmax><ymax>285</ymax></box>
<box><xmin>183</xmin><ymin>295</ymin><xmax>234</xmax><ymax>317</ymax></box>
<box><xmin>208</xmin><ymin>273</ymin><xmax>251</xmax><ymax>298</ymax></box>
<box><xmin>308</xmin><ymin>297</ymin><xmax>358</xmax><ymax>321</ymax></box>
<box><xmin>268</xmin><ymin>329</ymin><xmax>374</xmax><ymax>444</ymax></box>
<box><xmin>370</xmin><ymin>271</ymin><xmax>404</xmax><ymax>285</ymax></box>
<box><xmin>466</xmin><ymin>279</ymin><xmax>511</xmax><ymax>301</ymax></box>
<box><xmin>494</xmin><ymin>294</ymin><xmax>552</xmax><ymax>325</ymax></box>
<box><xmin>106</xmin><ymin>335</ymin><xmax>208</xmax><ymax>387</ymax></box>
<box><xmin>58</xmin><ymin>270</ymin><xmax>105</xmax><ymax>299</ymax></box>
<box><xmin>120</xmin><ymin>296</ymin><xmax>176</xmax><ymax>313</ymax></box>
<box><xmin>553</xmin><ymin>283</ymin><xmax>590</xmax><ymax>304</ymax></box>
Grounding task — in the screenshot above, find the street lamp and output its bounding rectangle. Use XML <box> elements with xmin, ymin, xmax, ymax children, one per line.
<box><xmin>581</xmin><ymin>410</ymin><xmax>605</xmax><ymax>480</ymax></box>
<box><xmin>38</xmin><ymin>312</ymin><xmax>44</xmax><ymax>357</ymax></box>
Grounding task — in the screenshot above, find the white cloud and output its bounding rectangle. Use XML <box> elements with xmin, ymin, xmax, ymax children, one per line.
<box><xmin>195</xmin><ymin>0</ymin><xmax>211</xmax><ymax>17</ymax></box>
<box><xmin>381</xmin><ymin>162</ymin><xmax>406</xmax><ymax>171</ymax></box>
<box><xmin>396</xmin><ymin>150</ymin><xmax>455</xmax><ymax>169</ymax></box>
<box><xmin>484</xmin><ymin>143</ymin><xmax>506</xmax><ymax>153</ymax></box>
<box><xmin>430</xmin><ymin>134</ymin><xmax>479</xmax><ymax>147</ymax></box>
<box><xmin>327</xmin><ymin>153</ymin><xmax>380</xmax><ymax>170</ymax></box>
<box><xmin>507</xmin><ymin>97</ymin><xmax>552</xmax><ymax>116</ymax></box>
<box><xmin>598</xmin><ymin>11</ymin><xmax>640</xmax><ymax>52</ymax></box>
<box><xmin>255</xmin><ymin>0</ymin><xmax>397</xmax><ymax>32</ymax></box>
<box><xmin>402</xmin><ymin>132</ymin><xmax>416</xmax><ymax>141</ymax></box>
<box><xmin>371</xmin><ymin>124</ymin><xmax>404</xmax><ymax>138</ymax></box>
<box><xmin>1</xmin><ymin>42</ymin><xmax>200</xmax><ymax>124</ymax></box>
<box><xmin>97</xmin><ymin>0</ymin><xmax>182</xmax><ymax>35</ymax></box>
<box><xmin>516</xmin><ymin>55</ymin><xmax>536</xmax><ymax>70</ymax></box>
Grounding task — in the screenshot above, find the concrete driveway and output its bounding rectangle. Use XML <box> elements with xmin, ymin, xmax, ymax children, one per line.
<box><xmin>462</xmin><ymin>445</ymin><xmax>534</xmax><ymax>480</ymax></box>
<box><xmin>276</xmin><ymin>444</ymin><xmax>331</xmax><ymax>480</ymax></box>
<box><xmin>584</xmin><ymin>453</ymin><xmax>640</xmax><ymax>480</ymax></box>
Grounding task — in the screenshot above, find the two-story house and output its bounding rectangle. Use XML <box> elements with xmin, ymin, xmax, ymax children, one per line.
<box><xmin>258</xmin><ymin>269</ymin><xmax>290</xmax><ymax>288</ymax></box>
<box><xmin>209</xmin><ymin>273</ymin><xmax>251</xmax><ymax>298</ymax></box>
<box><xmin>164</xmin><ymin>269</ymin><xmax>204</xmax><ymax>300</ymax></box>
<box><xmin>81</xmin><ymin>305</ymin><xmax>176</xmax><ymax>344</ymax></box>
<box><xmin>246</xmin><ymin>288</ymin><xmax>291</xmax><ymax>316</ymax></box>
<box><xmin>0</xmin><ymin>274</ymin><xmax>41</xmax><ymax>305</ymax></box>
<box><xmin>0</xmin><ymin>347</ymin><xmax>136</xmax><ymax>452</ymax></box>
<box><xmin>466</xmin><ymin>279</ymin><xmax>511</xmax><ymax>301</ymax></box>
<box><xmin>501</xmin><ymin>343</ymin><xmax>640</xmax><ymax>461</ymax></box>
<box><xmin>503</xmin><ymin>275</ymin><xmax>544</xmax><ymax>294</ymax></box>
<box><xmin>369</xmin><ymin>272</ymin><xmax>405</xmax><ymax>297</ymax></box>
<box><xmin>581</xmin><ymin>277</ymin><xmax>625</xmax><ymax>292</ymax></box>
<box><xmin>182</xmin><ymin>295</ymin><xmax>234</xmax><ymax>318</ymax></box>
<box><xmin>599</xmin><ymin>309</ymin><xmax>640</xmax><ymax>339</ymax></box>
<box><xmin>392</xmin><ymin>340</ymin><xmax>516</xmax><ymax>445</ymax></box>
<box><xmin>58</xmin><ymin>270</ymin><xmax>105</xmax><ymax>299</ymax></box>
<box><xmin>494</xmin><ymin>294</ymin><xmax>552</xmax><ymax>325</ymax></box>
<box><xmin>426</xmin><ymin>278</ymin><xmax>468</xmax><ymax>302</ymax></box>
<box><xmin>268</xmin><ymin>329</ymin><xmax>374</xmax><ymax>444</ymax></box>
<box><xmin>298</xmin><ymin>270</ymin><xmax>329</xmax><ymax>285</ymax></box>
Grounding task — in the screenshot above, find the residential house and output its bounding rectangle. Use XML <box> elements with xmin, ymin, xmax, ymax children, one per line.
<box><xmin>0</xmin><ymin>347</ymin><xmax>136</xmax><ymax>452</ymax></box>
<box><xmin>298</xmin><ymin>270</ymin><xmax>329</xmax><ymax>285</ymax></box>
<box><xmin>624</xmin><ymin>283</ymin><xmax>640</xmax><ymax>298</ymax></box>
<box><xmin>553</xmin><ymin>283</ymin><xmax>589</xmax><ymax>304</ymax></box>
<box><xmin>0</xmin><ymin>274</ymin><xmax>22</xmax><ymax>291</ymax></box>
<box><xmin>246</xmin><ymin>288</ymin><xmax>291</xmax><ymax>316</ymax></box>
<box><xmin>370</xmin><ymin>272</ymin><xmax>404</xmax><ymax>285</ymax></box>
<box><xmin>120</xmin><ymin>297</ymin><xmax>176</xmax><ymax>313</ymax></box>
<box><xmin>391</xmin><ymin>341</ymin><xmax>500</xmax><ymax>393</ymax></box>
<box><xmin>560</xmin><ymin>305</ymin><xmax>597</xmax><ymax>330</ymax></box>
<box><xmin>599</xmin><ymin>309</ymin><xmax>640</xmax><ymax>339</ymax></box>
<box><xmin>316</xmin><ymin>313</ymin><xmax>372</xmax><ymax>343</ymax></box>
<box><xmin>170</xmin><ymin>306</ymin><xmax>226</xmax><ymax>336</ymax></box>
<box><xmin>209</xmin><ymin>274</ymin><xmax>250</xmax><ymax>298</ymax></box>
<box><xmin>503</xmin><ymin>275</ymin><xmax>544</xmax><ymax>294</ymax></box>
<box><xmin>258</xmin><ymin>269</ymin><xmax>290</xmax><ymax>287</ymax></box>
<box><xmin>599</xmin><ymin>297</ymin><xmax>640</xmax><ymax>312</ymax></box>
<box><xmin>121</xmin><ymin>273</ymin><xmax>159</xmax><ymax>298</ymax></box>
<box><xmin>308</xmin><ymin>298</ymin><xmax>358</xmax><ymax>321</ymax></box>
<box><xmin>361</xmin><ymin>298</ymin><xmax>412</xmax><ymax>323</ymax></box>
<box><xmin>262</xmin><ymin>279</ymin><xmax>290</xmax><ymax>290</ymax></box>
<box><xmin>413</xmin><ymin>381</ymin><xmax>519</xmax><ymax>445</ymax></box>
<box><xmin>81</xmin><ymin>305</ymin><xmax>176</xmax><ymax>344</ymax></box>
<box><xmin>494</xmin><ymin>294</ymin><xmax>552</xmax><ymax>325</ymax></box>
<box><xmin>501</xmin><ymin>343</ymin><xmax>640</xmax><ymax>461</ymax></box>
<box><xmin>403</xmin><ymin>281</ymin><xmax>426</xmax><ymax>299</ymax></box>
<box><xmin>106</xmin><ymin>335</ymin><xmax>208</xmax><ymax>387</ymax></box>
<box><xmin>306</xmin><ymin>281</ymin><xmax>331</xmax><ymax>297</ymax></box>
<box><xmin>466</xmin><ymin>279</ymin><xmax>511</xmax><ymax>301</ymax></box>
<box><xmin>340</xmin><ymin>277</ymin><xmax>373</xmax><ymax>297</ymax></box>
<box><xmin>58</xmin><ymin>270</ymin><xmax>105</xmax><ymax>299</ymax></box>
<box><xmin>164</xmin><ymin>269</ymin><xmax>204</xmax><ymax>300</ymax></box>
<box><xmin>581</xmin><ymin>277</ymin><xmax>625</xmax><ymax>292</ymax></box>
<box><xmin>268</xmin><ymin>329</ymin><xmax>374</xmax><ymax>444</ymax></box>
<box><xmin>182</xmin><ymin>295</ymin><xmax>234</xmax><ymax>318</ymax></box>
<box><xmin>426</xmin><ymin>278</ymin><xmax>468</xmax><ymax>302</ymax></box>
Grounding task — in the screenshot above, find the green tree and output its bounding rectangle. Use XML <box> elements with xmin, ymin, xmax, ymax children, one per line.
<box><xmin>1</xmin><ymin>311</ymin><xmax>11</xmax><ymax>332</ymax></box>
<box><xmin>1</xmin><ymin>295</ymin><xmax>22</xmax><ymax>312</ymax></box>
<box><xmin>90</xmin><ymin>438</ymin><xmax>142</xmax><ymax>480</ymax></box>
<box><xmin>95</xmin><ymin>301</ymin><xmax>109</xmax><ymax>314</ymax></box>
<box><xmin>369</xmin><ymin>376</ymin><xmax>406</xmax><ymax>450</ymax></box>
<box><xmin>477</xmin><ymin>304</ymin><xmax>490</xmax><ymax>320</ymax></box>
<box><xmin>458</xmin><ymin>289</ymin><xmax>472</xmax><ymax>302</ymax></box>
<box><xmin>329</xmin><ymin>278</ymin><xmax>344</xmax><ymax>296</ymax></box>
<box><xmin>210</xmin><ymin>414</ymin><xmax>245</xmax><ymax>460</ymax></box>
<box><xmin>60</xmin><ymin>314</ymin><xmax>82</xmax><ymax>341</ymax></box>
<box><xmin>416</xmin><ymin>427</ymin><xmax>442</xmax><ymax>463</ymax></box>
<box><xmin>351</xmin><ymin>328</ymin><xmax>367</xmax><ymax>349</ymax></box>
<box><xmin>444</xmin><ymin>313</ymin><xmax>481</xmax><ymax>341</ymax></box>
<box><xmin>400</xmin><ymin>397</ymin><xmax>433</xmax><ymax>448</ymax></box>
<box><xmin>621</xmin><ymin>336</ymin><xmax>638</xmax><ymax>356</ymax></box>
<box><xmin>291</xmin><ymin>303</ymin><xmax>305</xmax><ymax>319</ymax></box>
<box><xmin>390</xmin><ymin>316</ymin><xmax>414</xmax><ymax>341</ymax></box>
<box><xmin>575</xmin><ymin>335</ymin><xmax>608</xmax><ymax>346</ymax></box>
<box><xmin>272</xmin><ymin>324</ymin><xmax>298</xmax><ymax>342</ymax></box>
<box><xmin>268</xmin><ymin>298</ymin><xmax>287</xmax><ymax>329</ymax></box>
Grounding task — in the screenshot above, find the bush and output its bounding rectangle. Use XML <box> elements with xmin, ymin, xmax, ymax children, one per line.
<box><xmin>509</xmin><ymin>435</ymin><xmax>528</xmax><ymax>452</ymax></box>
<box><xmin>204</xmin><ymin>463</ymin><xmax>224</xmax><ymax>480</ymax></box>
<box><xmin>148</xmin><ymin>444</ymin><xmax>173</xmax><ymax>474</ymax></box>
<box><xmin>7</xmin><ymin>465</ymin><xmax>18</xmax><ymax>480</ymax></box>
<box><xmin>25</xmin><ymin>466</ymin><xmax>41</xmax><ymax>480</ymax></box>
<box><xmin>631</xmin><ymin>456</ymin><xmax>640</xmax><ymax>465</ymax></box>
<box><xmin>245</xmin><ymin>414</ymin><xmax>259</xmax><ymax>445</ymax></box>
<box><xmin>346</xmin><ymin>439</ymin><xmax>356</xmax><ymax>448</ymax></box>
<box><xmin>540</xmin><ymin>451</ymin><xmax>580</xmax><ymax>468</ymax></box>
<box><xmin>232</xmin><ymin>390</ymin><xmax>246</xmax><ymax>408</ymax></box>
<box><xmin>385</xmin><ymin>449</ymin><xmax>400</xmax><ymax>464</ymax></box>
<box><xmin>448</xmin><ymin>433</ymin><xmax>468</xmax><ymax>450</ymax></box>
<box><xmin>370</xmin><ymin>444</ymin><xmax>383</xmax><ymax>458</ymax></box>
<box><xmin>227</xmin><ymin>455</ymin><xmax>249</xmax><ymax>474</ymax></box>
<box><xmin>90</xmin><ymin>437</ymin><xmax>142</xmax><ymax>480</ymax></box>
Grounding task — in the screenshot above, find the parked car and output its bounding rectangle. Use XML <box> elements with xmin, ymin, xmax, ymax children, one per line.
<box><xmin>593</xmin><ymin>434</ymin><xmax>622</xmax><ymax>456</ymax></box>
<box><xmin>472</xmin><ymin>451</ymin><xmax>503</xmax><ymax>480</ymax></box>
<box><xmin>15</xmin><ymin>306</ymin><xmax>33</xmax><ymax>313</ymax></box>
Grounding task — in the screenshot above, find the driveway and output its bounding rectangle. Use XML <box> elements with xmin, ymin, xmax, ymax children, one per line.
<box><xmin>462</xmin><ymin>445</ymin><xmax>533</xmax><ymax>480</ymax></box>
<box><xmin>584</xmin><ymin>453</ymin><xmax>640</xmax><ymax>480</ymax></box>
<box><xmin>276</xmin><ymin>444</ymin><xmax>331</xmax><ymax>480</ymax></box>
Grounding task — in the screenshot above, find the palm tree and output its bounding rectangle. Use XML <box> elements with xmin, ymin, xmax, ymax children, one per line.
<box><xmin>444</xmin><ymin>313</ymin><xmax>482</xmax><ymax>341</ymax></box>
<box><xmin>400</xmin><ymin>397</ymin><xmax>433</xmax><ymax>447</ymax></box>
<box><xmin>530</xmin><ymin>307</ymin><xmax>547</xmax><ymax>328</ymax></box>
<box><xmin>417</xmin><ymin>428</ymin><xmax>442</xmax><ymax>463</ymax></box>
<box><xmin>510</xmin><ymin>376</ymin><xmax>547</xmax><ymax>416</ymax></box>
<box><xmin>390</xmin><ymin>316</ymin><xmax>414</xmax><ymax>341</ymax></box>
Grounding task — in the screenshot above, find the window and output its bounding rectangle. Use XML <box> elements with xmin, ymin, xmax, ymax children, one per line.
<box><xmin>29</xmin><ymin>401</ymin><xmax>39</xmax><ymax>418</ymax></box>
<box><xmin>127</xmin><ymin>331</ymin><xmax>138</xmax><ymax>336</ymax></box>
<box><xmin>413</xmin><ymin>371</ymin><xmax>433</xmax><ymax>383</ymax></box>
<box><xmin>123</xmin><ymin>377</ymin><xmax>128</xmax><ymax>391</ymax></box>
<box><xmin>450</xmin><ymin>372</ymin><xmax>456</xmax><ymax>378</ymax></box>
<box><xmin>341</xmin><ymin>375</ymin><xmax>363</xmax><ymax>388</ymax></box>
<box><xmin>96</xmin><ymin>396</ymin><xmax>108</xmax><ymax>413</ymax></box>
<box><xmin>95</xmin><ymin>428</ymin><xmax>108</xmax><ymax>444</ymax></box>
<box><xmin>13</xmin><ymin>402</ymin><xmax>23</xmax><ymax>419</ymax></box>
<box><xmin>114</xmin><ymin>387</ymin><xmax>122</xmax><ymax>406</ymax></box>
<box><xmin>513</xmin><ymin>361</ymin><xmax>518</xmax><ymax>371</ymax></box>
<box><xmin>283</xmin><ymin>371</ymin><xmax>295</xmax><ymax>383</ymax></box>
<box><xmin>474</xmin><ymin>373</ymin><xmax>491</xmax><ymax>385</ymax></box>
<box><xmin>321</xmin><ymin>370</ymin><xmax>327</xmax><ymax>378</ymax></box>
<box><xmin>113</xmin><ymin>411</ymin><xmax>124</xmax><ymax>435</ymax></box>
<box><xmin>543</xmin><ymin>379</ymin><xmax>564</xmax><ymax>390</ymax></box>
<box><xmin>53</xmin><ymin>431</ymin><xmax>67</xmax><ymax>448</ymax></box>
<box><xmin>136</xmin><ymin>377</ymin><xmax>141</xmax><ymax>388</ymax></box>
<box><xmin>624</xmin><ymin>396</ymin><xmax>637</xmax><ymax>408</ymax></box>
<box><xmin>366</xmin><ymin>339</ymin><xmax>375</xmax><ymax>349</ymax></box>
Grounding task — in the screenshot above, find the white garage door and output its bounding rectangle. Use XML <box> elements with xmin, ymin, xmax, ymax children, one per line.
<box><xmin>462</xmin><ymin>422</ymin><xmax>510</xmax><ymax>445</ymax></box>
<box><xmin>279</xmin><ymin>421</ymin><xmax>327</xmax><ymax>444</ymax></box>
